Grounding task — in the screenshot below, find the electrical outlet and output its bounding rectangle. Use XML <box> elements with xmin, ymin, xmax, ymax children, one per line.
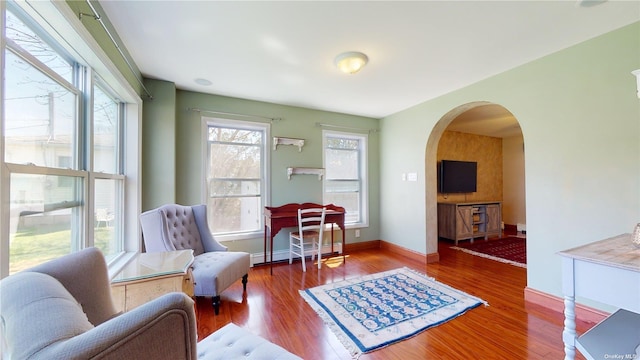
<box><xmin>355</xmin><ymin>229</ymin><xmax>361</xmax><ymax>238</ymax></box>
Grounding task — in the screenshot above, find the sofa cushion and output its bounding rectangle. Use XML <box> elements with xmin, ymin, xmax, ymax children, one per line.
<box><xmin>0</xmin><ymin>272</ymin><xmax>94</xmax><ymax>359</ymax></box>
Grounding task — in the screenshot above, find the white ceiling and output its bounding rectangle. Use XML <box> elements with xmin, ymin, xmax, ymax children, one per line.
<box><xmin>99</xmin><ymin>0</ymin><xmax>639</xmax><ymax>137</ymax></box>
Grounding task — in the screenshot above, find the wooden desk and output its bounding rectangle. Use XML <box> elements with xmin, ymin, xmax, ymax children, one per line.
<box><xmin>264</xmin><ymin>203</ymin><xmax>346</xmax><ymax>273</ymax></box>
<box><xmin>558</xmin><ymin>234</ymin><xmax>640</xmax><ymax>360</ymax></box>
<box><xmin>111</xmin><ymin>250</ymin><xmax>195</xmax><ymax>312</ymax></box>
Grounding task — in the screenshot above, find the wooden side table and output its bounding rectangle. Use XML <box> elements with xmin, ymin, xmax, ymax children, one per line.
<box><xmin>111</xmin><ymin>250</ymin><xmax>195</xmax><ymax>312</ymax></box>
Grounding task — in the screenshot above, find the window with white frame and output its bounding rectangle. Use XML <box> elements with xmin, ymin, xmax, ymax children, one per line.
<box><xmin>203</xmin><ymin>118</ymin><xmax>269</xmax><ymax>239</ymax></box>
<box><xmin>323</xmin><ymin>130</ymin><xmax>368</xmax><ymax>226</ymax></box>
<box><xmin>91</xmin><ymin>81</ymin><xmax>124</xmax><ymax>259</ymax></box>
<box><xmin>1</xmin><ymin>3</ymin><xmax>136</xmax><ymax>276</ymax></box>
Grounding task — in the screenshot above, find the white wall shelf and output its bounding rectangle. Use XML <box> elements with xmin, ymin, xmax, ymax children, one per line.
<box><xmin>287</xmin><ymin>167</ymin><xmax>324</xmax><ymax>180</ymax></box>
<box><xmin>273</xmin><ymin>137</ymin><xmax>305</xmax><ymax>152</ymax></box>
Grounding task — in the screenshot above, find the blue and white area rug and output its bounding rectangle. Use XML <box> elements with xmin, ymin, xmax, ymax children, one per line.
<box><xmin>299</xmin><ymin>267</ymin><xmax>487</xmax><ymax>358</ymax></box>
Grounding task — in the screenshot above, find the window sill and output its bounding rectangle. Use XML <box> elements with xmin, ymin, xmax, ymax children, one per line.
<box><xmin>215</xmin><ymin>230</ymin><xmax>264</xmax><ymax>242</ymax></box>
<box><xmin>333</xmin><ymin>223</ymin><xmax>368</xmax><ymax>230</ymax></box>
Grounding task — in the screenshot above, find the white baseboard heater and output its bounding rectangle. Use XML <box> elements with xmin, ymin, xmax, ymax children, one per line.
<box><xmin>517</xmin><ymin>223</ymin><xmax>527</xmax><ymax>233</ymax></box>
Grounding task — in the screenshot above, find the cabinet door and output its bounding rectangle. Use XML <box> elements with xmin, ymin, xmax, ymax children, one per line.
<box><xmin>437</xmin><ymin>203</ymin><xmax>456</xmax><ymax>240</ymax></box>
<box><xmin>456</xmin><ymin>206</ymin><xmax>474</xmax><ymax>238</ymax></box>
<box><xmin>485</xmin><ymin>204</ymin><xmax>501</xmax><ymax>234</ymax></box>
<box><xmin>125</xmin><ymin>276</ymin><xmax>182</xmax><ymax>311</ymax></box>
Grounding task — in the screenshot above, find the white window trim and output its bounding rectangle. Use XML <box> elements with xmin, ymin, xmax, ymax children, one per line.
<box><xmin>201</xmin><ymin>116</ymin><xmax>271</xmax><ymax>242</ymax></box>
<box><xmin>322</xmin><ymin>129</ymin><xmax>369</xmax><ymax>229</ymax></box>
<box><xmin>1</xmin><ymin>1</ymin><xmax>142</xmax><ymax>278</ymax></box>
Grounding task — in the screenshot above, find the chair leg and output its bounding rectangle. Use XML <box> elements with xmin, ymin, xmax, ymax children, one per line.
<box><xmin>242</xmin><ymin>274</ymin><xmax>248</xmax><ymax>292</ymax></box>
<box><xmin>299</xmin><ymin>237</ymin><xmax>306</xmax><ymax>272</ymax></box>
<box><xmin>289</xmin><ymin>235</ymin><xmax>293</xmax><ymax>264</ymax></box>
<box><xmin>213</xmin><ymin>295</ymin><xmax>220</xmax><ymax>315</ymax></box>
<box><xmin>310</xmin><ymin>239</ymin><xmax>315</xmax><ymax>261</ymax></box>
<box><xmin>317</xmin><ymin>239</ymin><xmax>322</xmax><ymax>269</ymax></box>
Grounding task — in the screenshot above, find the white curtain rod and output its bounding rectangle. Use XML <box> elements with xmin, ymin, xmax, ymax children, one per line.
<box><xmin>81</xmin><ymin>1</ymin><xmax>153</xmax><ymax>100</ymax></box>
<box><xmin>188</xmin><ymin>108</ymin><xmax>282</xmax><ymax>122</ymax></box>
<box><xmin>316</xmin><ymin>122</ymin><xmax>379</xmax><ymax>133</ymax></box>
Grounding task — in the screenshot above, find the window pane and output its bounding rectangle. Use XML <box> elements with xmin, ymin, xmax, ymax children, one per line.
<box><xmin>93</xmin><ymin>85</ymin><xmax>119</xmax><ymax>173</ymax></box>
<box><xmin>2</xmin><ymin>4</ymin><xmax>129</xmax><ymax>275</ymax></box>
<box><xmin>208</xmin><ymin>197</ymin><xmax>261</xmax><ymax>234</ymax></box>
<box><xmin>5</xmin><ymin>10</ymin><xmax>74</xmax><ymax>83</ymax></box>
<box><xmin>325</xmin><ymin>148</ymin><xmax>358</xmax><ymax>179</ymax></box>
<box><xmin>209</xmin><ymin>143</ymin><xmax>261</xmax><ymax>178</ymax></box>
<box><xmin>210</xmin><ymin>180</ymin><xmax>260</xmax><ymax>197</ymax></box>
<box><xmin>327</xmin><ymin>137</ymin><xmax>359</xmax><ymax>150</ymax></box>
<box><xmin>205</xmin><ymin>121</ymin><xmax>266</xmax><ymax>235</ymax></box>
<box><xmin>324</xmin><ymin>191</ymin><xmax>359</xmax><ymax>223</ymax></box>
<box><xmin>208</xmin><ymin>127</ymin><xmax>262</xmax><ymax>145</ymax></box>
<box><xmin>324</xmin><ymin>132</ymin><xmax>367</xmax><ymax>225</ymax></box>
<box><xmin>9</xmin><ymin>173</ymin><xmax>83</xmax><ymax>274</ymax></box>
<box><xmin>325</xmin><ymin>180</ymin><xmax>359</xmax><ymax>193</ymax></box>
<box><xmin>94</xmin><ymin>178</ymin><xmax>121</xmax><ymax>260</ymax></box>
<box><xmin>4</xmin><ymin>50</ymin><xmax>78</xmax><ymax>167</ymax></box>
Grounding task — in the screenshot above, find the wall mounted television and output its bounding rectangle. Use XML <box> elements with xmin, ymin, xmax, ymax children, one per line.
<box><xmin>438</xmin><ymin>160</ymin><xmax>477</xmax><ymax>193</ymax></box>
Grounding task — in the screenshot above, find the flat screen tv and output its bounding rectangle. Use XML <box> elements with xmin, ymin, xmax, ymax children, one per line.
<box><xmin>438</xmin><ymin>160</ymin><xmax>477</xmax><ymax>193</ymax></box>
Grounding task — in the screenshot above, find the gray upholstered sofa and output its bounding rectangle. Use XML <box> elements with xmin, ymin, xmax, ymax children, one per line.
<box><xmin>0</xmin><ymin>247</ymin><xmax>301</xmax><ymax>359</ymax></box>
<box><xmin>140</xmin><ymin>204</ymin><xmax>251</xmax><ymax>315</ymax></box>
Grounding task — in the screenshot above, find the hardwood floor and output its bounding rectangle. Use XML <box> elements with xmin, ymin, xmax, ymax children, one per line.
<box><xmin>195</xmin><ymin>239</ymin><xmax>587</xmax><ymax>359</ymax></box>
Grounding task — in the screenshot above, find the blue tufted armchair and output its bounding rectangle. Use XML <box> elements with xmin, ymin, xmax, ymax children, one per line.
<box><xmin>140</xmin><ymin>204</ymin><xmax>250</xmax><ymax>315</ymax></box>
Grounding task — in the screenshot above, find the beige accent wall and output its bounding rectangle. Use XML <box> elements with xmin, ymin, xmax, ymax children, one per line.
<box><xmin>436</xmin><ymin>131</ymin><xmax>503</xmax><ymax>203</ymax></box>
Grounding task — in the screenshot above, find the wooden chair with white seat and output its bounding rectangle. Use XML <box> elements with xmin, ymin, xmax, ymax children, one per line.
<box><xmin>289</xmin><ymin>207</ymin><xmax>326</xmax><ymax>272</ymax></box>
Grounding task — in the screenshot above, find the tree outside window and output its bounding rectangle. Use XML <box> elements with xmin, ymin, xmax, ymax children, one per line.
<box><xmin>204</xmin><ymin>118</ymin><xmax>269</xmax><ymax>238</ymax></box>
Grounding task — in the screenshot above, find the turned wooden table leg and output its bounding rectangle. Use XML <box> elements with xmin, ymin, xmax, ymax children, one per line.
<box><xmin>562</xmin><ymin>294</ymin><xmax>577</xmax><ymax>360</ymax></box>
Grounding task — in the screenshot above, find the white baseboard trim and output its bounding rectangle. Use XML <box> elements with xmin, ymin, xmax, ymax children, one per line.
<box><xmin>250</xmin><ymin>243</ymin><xmax>343</xmax><ymax>267</ymax></box>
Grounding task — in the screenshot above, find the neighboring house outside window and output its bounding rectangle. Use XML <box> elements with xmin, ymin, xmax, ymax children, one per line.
<box><xmin>203</xmin><ymin>117</ymin><xmax>270</xmax><ymax>241</ymax></box>
<box><xmin>1</xmin><ymin>3</ymin><xmax>139</xmax><ymax>277</ymax></box>
<box><xmin>323</xmin><ymin>130</ymin><xmax>368</xmax><ymax>227</ymax></box>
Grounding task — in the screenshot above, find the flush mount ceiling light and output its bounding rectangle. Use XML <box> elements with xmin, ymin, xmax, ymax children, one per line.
<box><xmin>334</xmin><ymin>51</ymin><xmax>368</xmax><ymax>74</ymax></box>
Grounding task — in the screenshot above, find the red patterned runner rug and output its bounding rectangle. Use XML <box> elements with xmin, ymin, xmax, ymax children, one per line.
<box><xmin>452</xmin><ymin>237</ymin><xmax>526</xmax><ymax>268</ymax></box>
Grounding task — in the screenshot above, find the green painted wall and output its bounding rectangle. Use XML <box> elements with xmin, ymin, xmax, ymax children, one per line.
<box><xmin>380</xmin><ymin>22</ymin><xmax>640</xmax><ymax>308</ymax></box>
<box><xmin>141</xmin><ymin>79</ymin><xmax>177</xmax><ymax>210</ymax></box>
<box><xmin>175</xmin><ymin>91</ymin><xmax>380</xmax><ymax>254</ymax></box>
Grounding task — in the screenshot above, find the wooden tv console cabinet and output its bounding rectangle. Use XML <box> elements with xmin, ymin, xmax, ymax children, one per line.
<box><xmin>437</xmin><ymin>201</ymin><xmax>502</xmax><ymax>245</ymax></box>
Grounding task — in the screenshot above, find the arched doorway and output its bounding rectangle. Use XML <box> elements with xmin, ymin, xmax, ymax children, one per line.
<box><xmin>425</xmin><ymin>101</ymin><xmax>526</xmax><ymax>260</ymax></box>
